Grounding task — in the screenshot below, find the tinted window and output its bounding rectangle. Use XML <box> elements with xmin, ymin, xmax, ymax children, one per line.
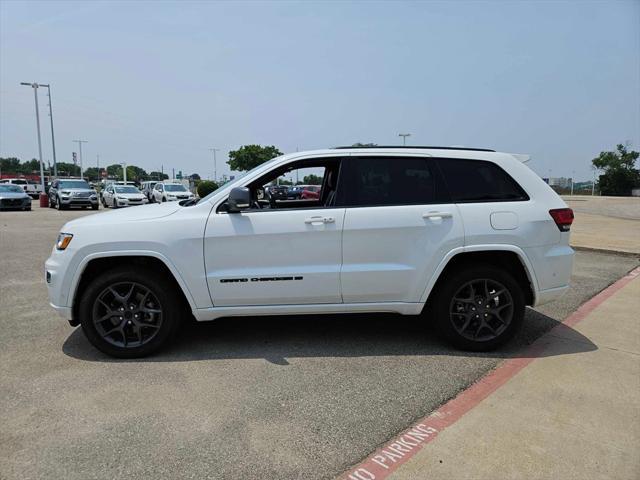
<box><xmin>343</xmin><ymin>157</ymin><xmax>444</xmax><ymax>207</ymax></box>
<box><xmin>436</xmin><ymin>159</ymin><xmax>528</xmax><ymax>202</ymax></box>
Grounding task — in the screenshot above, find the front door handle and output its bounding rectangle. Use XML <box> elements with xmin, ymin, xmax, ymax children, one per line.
<box><xmin>422</xmin><ymin>211</ymin><xmax>453</xmax><ymax>220</ymax></box>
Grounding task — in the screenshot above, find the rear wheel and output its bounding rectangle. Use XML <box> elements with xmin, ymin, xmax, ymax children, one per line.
<box><xmin>430</xmin><ymin>264</ymin><xmax>525</xmax><ymax>351</ymax></box>
<box><xmin>78</xmin><ymin>266</ymin><xmax>184</xmax><ymax>358</ymax></box>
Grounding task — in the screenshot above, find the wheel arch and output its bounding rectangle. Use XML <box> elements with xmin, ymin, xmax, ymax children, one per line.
<box><xmin>421</xmin><ymin>246</ymin><xmax>537</xmax><ymax>308</ymax></box>
<box><xmin>69</xmin><ymin>253</ymin><xmax>196</xmax><ymax>326</ymax></box>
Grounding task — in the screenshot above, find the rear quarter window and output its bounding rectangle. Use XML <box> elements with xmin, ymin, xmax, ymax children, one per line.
<box><xmin>436</xmin><ymin>158</ymin><xmax>528</xmax><ymax>202</ymax></box>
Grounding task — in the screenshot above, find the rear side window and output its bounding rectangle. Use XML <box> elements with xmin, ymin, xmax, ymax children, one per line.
<box><xmin>343</xmin><ymin>157</ymin><xmax>447</xmax><ymax>207</ymax></box>
<box><xmin>436</xmin><ymin>159</ymin><xmax>528</xmax><ymax>202</ymax></box>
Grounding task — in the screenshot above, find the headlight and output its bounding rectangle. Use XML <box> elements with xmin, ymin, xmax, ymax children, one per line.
<box><xmin>56</xmin><ymin>233</ymin><xmax>73</xmax><ymax>251</ymax></box>
<box><xmin>61</xmin><ymin>190</ymin><xmax>71</xmax><ymax>195</ymax></box>
<box><xmin>117</xmin><ymin>196</ymin><xmax>126</xmax><ymax>200</ymax></box>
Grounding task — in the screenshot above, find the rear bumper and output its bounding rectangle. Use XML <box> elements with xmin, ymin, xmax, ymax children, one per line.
<box><xmin>533</xmin><ymin>285</ymin><xmax>570</xmax><ymax>307</ymax></box>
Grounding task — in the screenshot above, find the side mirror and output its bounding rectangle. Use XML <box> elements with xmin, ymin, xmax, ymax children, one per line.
<box><xmin>227</xmin><ymin>187</ymin><xmax>251</xmax><ymax>213</ymax></box>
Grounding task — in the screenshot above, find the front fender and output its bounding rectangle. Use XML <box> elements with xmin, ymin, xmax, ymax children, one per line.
<box><xmin>66</xmin><ymin>249</ymin><xmax>200</xmax><ymax>312</ymax></box>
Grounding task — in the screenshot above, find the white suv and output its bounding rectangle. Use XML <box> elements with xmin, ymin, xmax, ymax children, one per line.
<box><xmin>152</xmin><ymin>182</ymin><xmax>194</xmax><ymax>203</ymax></box>
<box><xmin>45</xmin><ymin>147</ymin><xmax>574</xmax><ymax>358</ymax></box>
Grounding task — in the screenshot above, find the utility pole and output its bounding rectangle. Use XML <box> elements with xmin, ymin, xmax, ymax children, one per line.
<box><xmin>398</xmin><ymin>133</ymin><xmax>411</xmax><ymax>146</ymax></box>
<box><xmin>592</xmin><ymin>170</ymin><xmax>596</xmax><ymax>196</ymax></box>
<box><xmin>97</xmin><ymin>154</ymin><xmax>100</xmax><ymax>178</ymax></box>
<box><xmin>121</xmin><ymin>162</ymin><xmax>127</xmax><ymax>183</ymax></box>
<box><xmin>40</xmin><ymin>84</ymin><xmax>58</xmax><ymax>177</ymax></box>
<box><xmin>570</xmin><ymin>170</ymin><xmax>575</xmax><ymax>196</ymax></box>
<box><xmin>73</xmin><ymin>140</ymin><xmax>88</xmax><ymax>179</ymax></box>
<box><xmin>20</xmin><ymin>82</ymin><xmax>46</xmax><ymax>192</ymax></box>
<box><xmin>209</xmin><ymin>148</ymin><xmax>220</xmax><ymax>183</ymax></box>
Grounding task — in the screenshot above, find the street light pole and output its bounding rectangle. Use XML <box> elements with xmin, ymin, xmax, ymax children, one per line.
<box><xmin>73</xmin><ymin>140</ymin><xmax>88</xmax><ymax>179</ymax></box>
<box><xmin>209</xmin><ymin>148</ymin><xmax>220</xmax><ymax>183</ymax></box>
<box><xmin>570</xmin><ymin>170</ymin><xmax>575</xmax><ymax>196</ymax></box>
<box><xmin>40</xmin><ymin>84</ymin><xmax>58</xmax><ymax>177</ymax></box>
<box><xmin>398</xmin><ymin>133</ymin><xmax>411</xmax><ymax>146</ymax></box>
<box><xmin>20</xmin><ymin>82</ymin><xmax>46</xmax><ymax>192</ymax></box>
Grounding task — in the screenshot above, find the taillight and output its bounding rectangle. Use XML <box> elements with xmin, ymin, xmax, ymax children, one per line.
<box><xmin>549</xmin><ymin>208</ymin><xmax>574</xmax><ymax>232</ymax></box>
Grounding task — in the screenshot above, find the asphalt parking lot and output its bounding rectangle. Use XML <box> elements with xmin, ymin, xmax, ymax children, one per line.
<box><xmin>1</xmin><ymin>206</ymin><xmax>638</xmax><ymax>480</ymax></box>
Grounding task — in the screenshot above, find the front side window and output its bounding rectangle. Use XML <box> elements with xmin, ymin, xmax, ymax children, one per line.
<box><xmin>342</xmin><ymin>157</ymin><xmax>445</xmax><ymax>207</ymax></box>
<box><xmin>217</xmin><ymin>157</ymin><xmax>342</xmax><ymax>212</ymax></box>
<box><xmin>436</xmin><ymin>159</ymin><xmax>528</xmax><ymax>202</ymax></box>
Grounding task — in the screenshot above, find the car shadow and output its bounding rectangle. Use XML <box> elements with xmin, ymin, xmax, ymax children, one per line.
<box><xmin>62</xmin><ymin>307</ymin><xmax>597</xmax><ymax>364</ymax></box>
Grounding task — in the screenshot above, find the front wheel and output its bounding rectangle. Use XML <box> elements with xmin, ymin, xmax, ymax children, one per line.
<box><xmin>430</xmin><ymin>264</ymin><xmax>525</xmax><ymax>351</ymax></box>
<box><xmin>78</xmin><ymin>266</ymin><xmax>184</xmax><ymax>358</ymax></box>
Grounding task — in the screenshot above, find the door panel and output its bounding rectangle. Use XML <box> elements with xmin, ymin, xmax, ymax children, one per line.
<box><xmin>341</xmin><ymin>204</ymin><xmax>464</xmax><ymax>303</ymax></box>
<box><xmin>204</xmin><ymin>208</ymin><xmax>345</xmax><ymax>306</ymax></box>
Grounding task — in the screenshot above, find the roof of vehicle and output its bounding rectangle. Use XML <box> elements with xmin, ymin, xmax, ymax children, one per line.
<box><xmin>335</xmin><ymin>145</ymin><xmax>495</xmax><ymax>152</ymax></box>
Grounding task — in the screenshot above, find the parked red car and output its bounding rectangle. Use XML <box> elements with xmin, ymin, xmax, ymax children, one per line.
<box><xmin>300</xmin><ymin>185</ymin><xmax>321</xmax><ymax>199</ymax></box>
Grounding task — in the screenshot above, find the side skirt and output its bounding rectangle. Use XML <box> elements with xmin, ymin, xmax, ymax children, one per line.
<box><xmin>192</xmin><ymin>302</ymin><xmax>423</xmax><ymax>321</ymax></box>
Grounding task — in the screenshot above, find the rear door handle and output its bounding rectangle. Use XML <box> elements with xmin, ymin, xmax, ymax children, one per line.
<box><xmin>422</xmin><ymin>211</ymin><xmax>453</xmax><ymax>220</ymax></box>
<box><xmin>305</xmin><ymin>216</ymin><xmax>335</xmax><ymax>224</ymax></box>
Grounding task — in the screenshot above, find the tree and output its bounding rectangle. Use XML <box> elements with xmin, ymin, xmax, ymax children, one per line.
<box><xmin>0</xmin><ymin>157</ymin><xmax>22</xmax><ymax>174</ymax></box>
<box><xmin>55</xmin><ymin>162</ymin><xmax>81</xmax><ymax>177</ymax></box>
<box><xmin>303</xmin><ymin>174</ymin><xmax>323</xmax><ymax>185</ymax></box>
<box><xmin>227</xmin><ymin>145</ymin><xmax>282</xmax><ymax>172</ymax></box>
<box><xmin>189</xmin><ymin>173</ymin><xmax>201</xmax><ymax>181</ymax></box>
<box><xmin>149</xmin><ymin>171</ymin><xmax>169</xmax><ymax>180</ymax></box>
<box><xmin>592</xmin><ymin>144</ymin><xmax>640</xmax><ymax>196</ymax></box>
<box><xmin>197</xmin><ymin>180</ymin><xmax>219</xmax><ymax>198</ymax></box>
<box><xmin>83</xmin><ymin>167</ymin><xmax>102</xmax><ymax>181</ymax></box>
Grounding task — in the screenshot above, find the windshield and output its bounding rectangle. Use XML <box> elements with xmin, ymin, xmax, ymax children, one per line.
<box><xmin>115</xmin><ymin>186</ymin><xmax>140</xmax><ymax>194</ymax></box>
<box><xmin>59</xmin><ymin>180</ymin><xmax>91</xmax><ymax>189</ymax></box>
<box><xmin>0</xmin><ymin>185</ymin><xmax>23</xmax><ymax>193</ymax></box>
<box><xmin>165</xmin><ymin>184</ymin><xmax>187</xmax><ymax>192</ymax></box>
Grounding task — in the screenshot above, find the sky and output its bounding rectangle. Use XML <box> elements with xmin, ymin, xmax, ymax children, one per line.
<box><xmin>1</xmin><ymin>0</ymin><xmax>638</xmax><ymax>182</ymax></box>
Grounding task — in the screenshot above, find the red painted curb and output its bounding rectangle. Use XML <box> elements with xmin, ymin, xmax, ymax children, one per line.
<box><xmin>340</xmin><ymin>266</ymin><xmax>640</xmax><ymax>480</ymax></box>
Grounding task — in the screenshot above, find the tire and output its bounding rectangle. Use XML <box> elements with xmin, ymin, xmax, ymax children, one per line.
<box><xmin>112</xmin><ymin>198</ymin><xmax>118</xmax><ymax>209</ymax></box>
<box><xmin>56</xmin><ymin>196</ymin><xmax>66</xmax><ymax>210</ymax></box>
<box><xmin>162</xmin><ymin>197</ymin><xmax>166</xmax><ymax>202</ymax></box>
<box><xmin>49</xmin><ymin>196</ymin><xmax>55</xmax><ymax>208</ymax></box>
<box><xmin>78</xmin><ymin>266</ymin><xmax>184</xmax><ymax>358</ymax></box>
<box><xmin>430</xmin><ymin>264</ymin><xmax>525</xmax><ymax>351</ymax></box>
<box><xmin>92</xmin><ymin>204</ymin><xmax>99</xmax><ymax>210</ymax></box>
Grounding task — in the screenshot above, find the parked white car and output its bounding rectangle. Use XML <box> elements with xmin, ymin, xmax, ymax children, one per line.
<box><xmin>102</xmin><ymin>184</ymin><xmax>148</xmax><ymax>208</ymax></box>
<box><xmin>152</xmin><ymin>182</ymin><xmax>194</xmax><ymax>202</ymax></box>
<box><xmin>46</xmin><ymin>146</ymin><xmax>574</xmax><ymax>358</ymax></box>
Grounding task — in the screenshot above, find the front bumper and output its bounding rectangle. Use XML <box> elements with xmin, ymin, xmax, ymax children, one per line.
<box><xmin>0</xmin><ymin>197</ymin><xmax>31</xmax><ymax>209</ymax></box>
<box><xmin>59</xmin><ymin>196</ymin><xmax>98</xmax><ymax>207</ymax></box>
<box><xmin>116</xmin><ymin>199</ymin><xmax>148</xmax><ymax>207</ymax></box>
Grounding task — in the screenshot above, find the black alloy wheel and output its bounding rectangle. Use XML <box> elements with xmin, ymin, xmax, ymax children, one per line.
<box><xmin>78</xmin><ymin>266</ymin><xmax>184</xmax><ymax>358</ymax></box>
<box><xmin>449</xmin><ymin>278</ymin><xmax>513</xmax><ymax>342</ymax></box>
<box><xmin>430</xmin><ymin>264</ymin><xmax>525</xmax><ymax>351</ymax></box>
<box><xmin>92</xmin><ymin>282</ymin><xmax>163</xmax><ymax>349</ymax></box>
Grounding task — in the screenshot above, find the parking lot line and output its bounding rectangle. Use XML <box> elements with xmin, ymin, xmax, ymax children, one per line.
<box><xmin>339</xmin><ymin>265</ymin><xmax>640</xmax><ymax>480</ymax></box>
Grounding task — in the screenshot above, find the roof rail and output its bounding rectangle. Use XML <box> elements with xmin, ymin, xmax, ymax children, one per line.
<box><xmin>334</xmin><ymin>145</ymin><xmax>495</xmax><ymax>152</ymax></box>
